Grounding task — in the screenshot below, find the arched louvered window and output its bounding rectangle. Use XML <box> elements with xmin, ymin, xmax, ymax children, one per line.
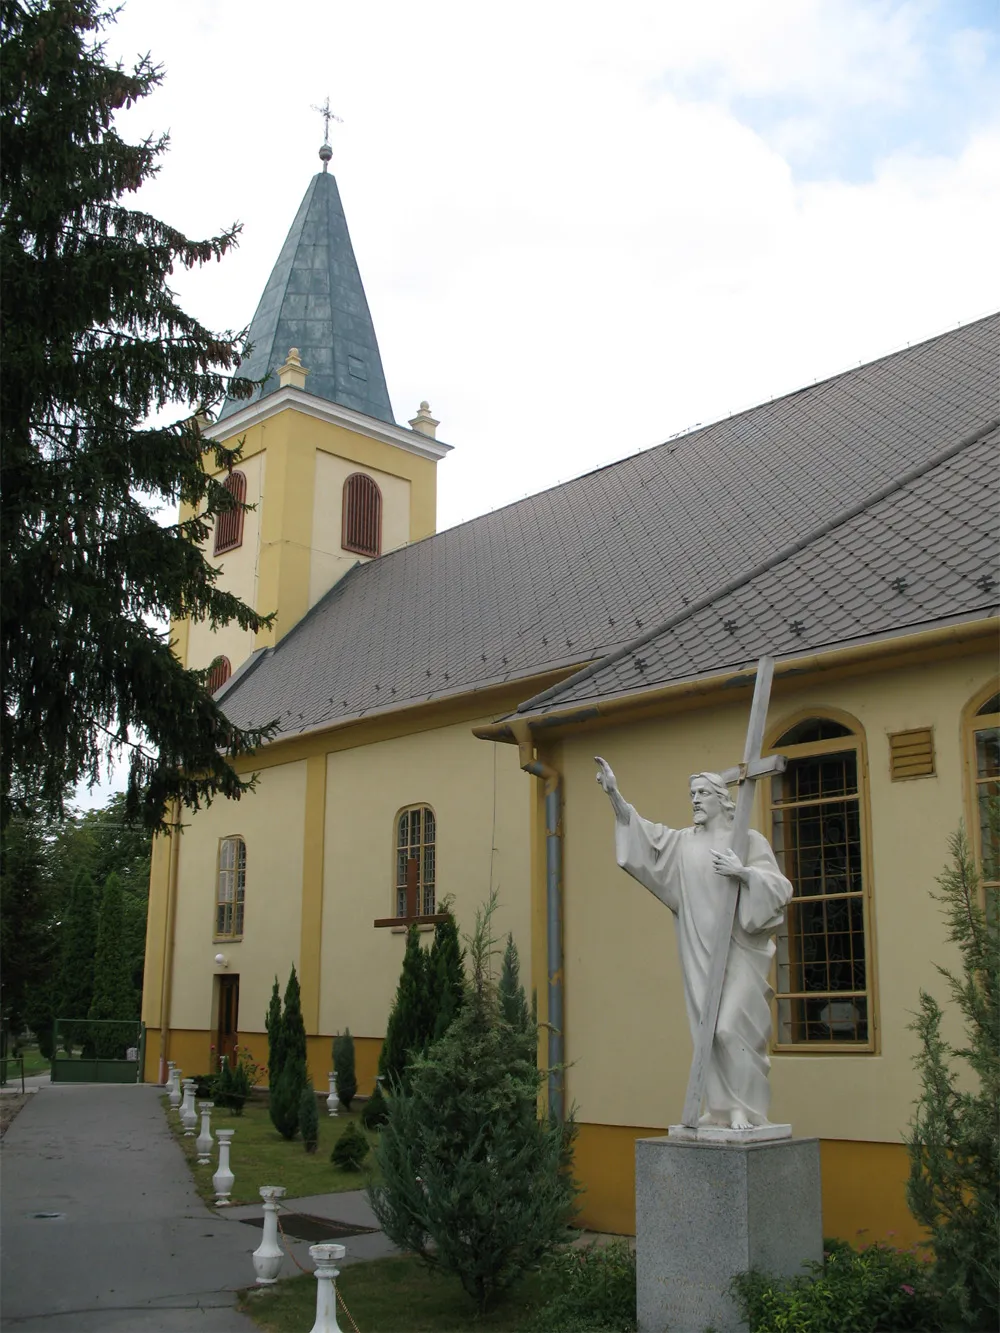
<box><xmin>214</xmin><ymin>470</ymin><xmax>247</xmax><ymax>555</ymax></box>
<box><xmin>206</xmin><ymin>656</ymin><xmax>232</xmax><ymax>695</ymax></box>
<box><xmin>342</xmin><ymin>472</ymin><xmax>382</xmax><ymax>558</ymax></box>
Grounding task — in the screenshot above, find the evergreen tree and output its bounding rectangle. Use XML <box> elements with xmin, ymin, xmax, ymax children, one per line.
<box><xmin>269</xmin><ymin>966</ymin><xmax>306</xmax><ymax>1139</ymax></box>
<box><xmin>428</xmin><ymin>906</ymin><xmax>465</xmax><ymax>1042</ymax></box>
<box><xmin>333</xmin><ymin>1029</ymin><xmax>357</xmax><ymax>1110</ymax></box>
<box><xmin>0</xmin><ymin>806</ymin><xmax>59</xmax><ymax>1045</ymax></box>
<box><xmin>298</xmin><ymin>1081</ymin><xmax>319</xmax><ymax>1153</ymax></box>
<box><xmin>88</xmin><ymin>872</ymin><xmax>137</xmax><ymax>1057</ymax></box>
<box><xmin>379</xmin><ymin>924</ymin><xmax>433</xmax><ymax>1091</ymax></box>
<box><xmin>57</xmin><ymin>868</ymin><xmax>99</xmax><ymax>1045</ymax></box>
<box><xmin>265</xmin><ymin>976</ymin><xmax>283</xmax><ymax>1085</ymax></box>
<box><xmin>369</xmin><ymin>894</ymin><xmax>578</xmax><ymax>1314</ymax></box>
<box><xmin>498</xmin><ymin>932</ymin><xmax>531</xmax><ymax>1036</ymax></box>
<box><xmin>906</xmin><ymin>825</ymin><xmax>999</xmax><ymax>1330</ymax></box>
<box><xmin>0</xmin><ymin>0</ymin><xmax>275</xmax><ymax>834</ymax></box>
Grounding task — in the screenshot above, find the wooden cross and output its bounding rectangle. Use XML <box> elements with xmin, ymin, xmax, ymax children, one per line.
<box><xmin>680</xmin><ymin>655</ymin><xmax>787</xmax><ymax>1128</ymax></box>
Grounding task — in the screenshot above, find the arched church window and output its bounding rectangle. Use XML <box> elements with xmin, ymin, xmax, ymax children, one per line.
<box><xmin>395</xmin><ymin>806</ymin><xmax>436</xmax><ymax>918</ymax></box>
<box><xmin>964</xmin><ymin>684</ymin><xmax>999</xmax><ymax>907</ymax></box>
<box><xmin>214</xmin><ymin>470</ymin><xmax>247</xmax><ymax>555</ymax></box>
<box><xmin>343</xmin><ymin>473</ymin><xmax>382</xmax><ymax>558</ymax></box>
<box><xmin>216</xmin><ymin>836</ymin><xmax>246</xmax><ymax>938</ymax></box>
<box><xmin>206</xmin><ymin>656</ymin><xmax>232</xmax><ymax>695</ymax></box>
<box><xmin>766</xmin><ymin>713</ymin><xmax>875</xmax><ymax>1050</ymax></box>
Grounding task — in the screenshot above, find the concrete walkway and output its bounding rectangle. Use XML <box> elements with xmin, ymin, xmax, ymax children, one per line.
<box><xmin>1</xmin><ymin>1083</ymin><xmax>396</xmax><ymax>1331</ymax></box>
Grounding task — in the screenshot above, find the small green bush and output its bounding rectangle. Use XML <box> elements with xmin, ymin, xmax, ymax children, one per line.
<box><xmin>331</xmin><ymin>1121</ymin><xmax>370</xmax><ymax>1171</ymax></box>
<box><xmin>731</xmin><ymin>1241</ymin><xmax>942</xmax><ymax>1333</ymax></box>
<box><xmin>333</xmin><ymin>1030</ymin><xmax>357</xmax><ymax>1110</ymax></box>
<box><xmin>530</xmin><ymin>1239</ymin><xmax>637</xmax><ymax>1332</ymax></box>
<box><xmin>299</xmin><ymin>1083</ymin><xmax>319</xmax><ymax>1153</ymax></box>
<box><xmin>360</xmin><ymin>1081</ymin><xmax>389</xmax><ymax>1130</ymax></box>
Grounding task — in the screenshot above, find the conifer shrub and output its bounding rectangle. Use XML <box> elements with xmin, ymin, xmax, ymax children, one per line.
<box><xmin>270</xmin><ymin>1052</ymin><xmax>307</xmax><ymax>1141</ymax></box>
<box><xmin>87</xmin><ymin>874</ymin><xmax>138</xmax><ymax>1057</ymax></box>
<box><xmin>268</xmin><ymin>966</ymin><xmax>308</xmax><ymax>1139</ymax></box>
<box><xmin>379</xmin><ymin>924</ymin><xmax>432</xmax><ymax>1092</ymax></box>
<box><xmin>265</xmin><ymin>977</ymin><xmax>283</xmax><ymax>1084</ymax></box>
<box><xmin>360</xmin><ymin>1080</ymin><xmax>389</xmax><ymax>1130</ymax></box>
<box><xmin>333</xmin><ymin>1029</ymin><xmax>357</xmax><ymax>1110</ymax></box>
<box><xmin>331</xmin><ymin>1121</ymin><xmax>370</xmax><ymax>1171</ymax></box>
<box><xmin>499</xmin><ymin>931</ymin><xmax>532</xmax><ymax>1035</ymax></box>
<box><xmin>428</xmin><ymin>903</ymin><xmax>465</xmax><ymax>1041</ymax></box>
<box><xmin>369</xmin><ymin>893</ymin><xmax>579</xmax><ymax>1314</ymax></box>
<box><xmin>298</xmin><ymin>1082</ymin><xmax>319</xmax><ymax>1153</ymax></box>
<box><xmin>906</xmin><ymin>823</ymin><xmax>999</xmax><ymax>1330</ymax></box>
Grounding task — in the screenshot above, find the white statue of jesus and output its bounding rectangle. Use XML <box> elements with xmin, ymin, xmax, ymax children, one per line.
<box><xmin>595</xmin><ymin>758</ymin><xmax>793</xmax><ymax>1130</ymax></box>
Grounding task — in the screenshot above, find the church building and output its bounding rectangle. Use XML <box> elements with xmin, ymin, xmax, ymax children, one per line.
<box><xmin>142</xmin><ymin>143</ymin><xmax>1000</xmax><ymax>1242</ymax></box>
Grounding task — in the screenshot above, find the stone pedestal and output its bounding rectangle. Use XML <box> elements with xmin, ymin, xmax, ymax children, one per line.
<box><xmin>636</xmin><ymin>1135</ymin><xmax>822</xmax><ymax>1333</ymax></box>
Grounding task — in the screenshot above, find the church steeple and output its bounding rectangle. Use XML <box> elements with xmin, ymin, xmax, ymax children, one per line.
<box><xmin>218</xmin><ymin>148</ymin><xmax>395</xmax><ymax>424</ymax></box>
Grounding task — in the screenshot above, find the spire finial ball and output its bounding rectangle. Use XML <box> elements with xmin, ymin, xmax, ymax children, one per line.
<box><xmin>319</xmin><ymin>142</ymin><xmax>333</xmax><ymax>170</ymax></box>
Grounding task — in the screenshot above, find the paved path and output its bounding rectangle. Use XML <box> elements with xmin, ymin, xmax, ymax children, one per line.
<box><xmin>1</xmin><ymin>1084</ymin><xmax>396</xmax><ymax>1330</ymax></box>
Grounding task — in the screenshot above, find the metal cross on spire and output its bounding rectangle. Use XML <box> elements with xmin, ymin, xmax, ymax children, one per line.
<box><xmin>312</xmin><ymin>97</ymin><xmax>343</xmax><ymax>171</ymax></box>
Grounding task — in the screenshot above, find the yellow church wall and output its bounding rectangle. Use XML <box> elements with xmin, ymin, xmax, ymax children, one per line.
<box><xmin>308</xmin><ymin>451</ymin><xmax>411</xmax><ymax>609</ymax></box>
<box><xmin>549</xmin><ymin>646</ymin><xmax>993</xmax><ymax>1147</ymax></box>
<box><xmin>317</xmin><ymin>717</ymin><xmax>532</xmax><ymax>1047</ymax></box>
<box><xmin>185</xmin><ymin>449</ymin><xmax>267</xmax><ymax>674</ymax></box>
<box><xmin>166</xmin><ymin>759</ymin><xmax>308</xmax><ymax>1037</ymax></box>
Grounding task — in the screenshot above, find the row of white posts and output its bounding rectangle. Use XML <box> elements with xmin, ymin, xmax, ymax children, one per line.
<box><xmin>165</xmin><ymin>1061</ymin><xmax>347</xmax><ymax>1331</ymax></box>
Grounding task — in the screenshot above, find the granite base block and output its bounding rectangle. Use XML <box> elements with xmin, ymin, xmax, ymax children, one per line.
<box><xmin>635</xmin><ymin>1135</ymin><xmax>822</xmax><ymax>1333</ymax></box>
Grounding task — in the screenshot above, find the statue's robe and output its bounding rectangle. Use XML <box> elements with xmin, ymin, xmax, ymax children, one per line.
<box><xmin>616</xmin><ymin>806</ymin><xmax>793</xmax><ymax>1126</ymax></box>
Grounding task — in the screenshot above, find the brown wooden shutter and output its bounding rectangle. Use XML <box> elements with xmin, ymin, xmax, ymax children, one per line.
<box><xmin>888</xmin><ymin>728</ymin><xmax>935</xmax><ymax>780</ymax></box>
<box><xmin>214</xmin><ymin>471</ymin><xmax>247</xmax><ymax>554</ymax></box>
<box><xmin>342</xmin><ymin>473</ymin><xmax>382</xmax><ymax>557</ymax></box>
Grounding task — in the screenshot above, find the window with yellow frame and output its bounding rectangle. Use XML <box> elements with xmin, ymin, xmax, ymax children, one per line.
<box><xmin>765</xmin><ymin>714</ymin><xmax>875</xmax><ymax>1050</ymax></box>
<box><xmin>216</xmin><ymin>835</ymin><xmax>246</xmax><ymax>938</ymax></box>
<box><xmin>965</xmin><ymin>685</ymin><xmax>999</xmax><ymax>906</ymax></box>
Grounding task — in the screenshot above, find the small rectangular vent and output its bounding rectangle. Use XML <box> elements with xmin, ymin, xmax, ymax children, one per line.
<box><xmin>889</xmin><ymin>728</ymin><xmax>935</xmax><ymax>780</ymax></box>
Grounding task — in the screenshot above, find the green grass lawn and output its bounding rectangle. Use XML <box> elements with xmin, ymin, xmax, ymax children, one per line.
<box><xmin>239</xmin><ymin>1255</ymin><xmax>550</xmax><ymax>1333</ymax></box>
<box><xmin>6</xmin><ymin>1046</ymin><xmax>50</xmax><ymax>1076</ymax></box>
<box><xmin>164</xmin><ymin>1097</ymin><xmax>382</xmax><ymax>1206</ymax></box>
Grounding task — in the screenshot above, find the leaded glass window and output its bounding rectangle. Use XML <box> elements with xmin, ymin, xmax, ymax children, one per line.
<box><xmin>216</xmin><ymin>836</ymin><xmax>246</xmax><ymax>938</ymax></box>
<box><xmin>395</xmin><ymin>806</ymin><xmax>436</xmax><ymax>917</ymax></box>
<box><xmin>769</xmin><ymin>719</ymin><xmax>872</xmax><ymax>1047</ymax></box>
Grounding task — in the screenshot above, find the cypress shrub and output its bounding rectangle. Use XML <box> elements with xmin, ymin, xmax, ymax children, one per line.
<box><xmin>369</xmin><ymin>893</ymin><xmax>579</xmax><ymax>1314</ymax></box>
<box><xmin>265</xmin><ymin>976</ymin><xmax>283</xmax><ymax>1086</ymax></box>
<box><xmin>299</xmin><ymin>1082</ymin><xmax>319</xmax><ymax>1153</ymax></box>
<box><xmin>269</xmin><ymin>966</ymin><xmax>307</xmax><ymax>1138</ymax></box>
<box><xmin>331</xmin><ymin>1121</ymin><xmax>370</xmax><ymax>1171</ymax></box>
<box><xmin>333</xmin><ymin>1029</ymin><xmax>357</xmax><ymax>1110</ymax></box>
<box><xmin>87</xmin><ymin>874</ymin><xmax>137</xmax><ymax>1057</ymax></box>
<box><xmin>428</xmin><ymin>905</ymin><xmax>464</xmax><ymax>1041</ymax></box>
<box><xmin>361</xmin><ymin>1080</ymin><xmax>389</xmax><ymax>1130</ymax></box>
<box><xmin>498</xmin><ymin>931</ymin><xmax>531</xmax><ymax>1036</ymax></box>
<box><xmin>271</xmin><ymin>1052</ymin><xmax>307</xmax><ymax>1141</ymax></box>
<box><xmin>379</xmin><ymin>924</ymin><xmax>432</xmax><ymax>1091</ymax></box>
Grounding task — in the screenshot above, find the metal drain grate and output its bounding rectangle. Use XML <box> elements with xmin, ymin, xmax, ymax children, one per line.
<box><xmin>240</xmin><ymin>1212</ymin><xmax>377</xmax><ymax>1243</ymax></box>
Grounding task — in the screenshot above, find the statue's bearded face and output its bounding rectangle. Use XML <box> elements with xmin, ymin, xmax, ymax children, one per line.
<box><xmin>690</xmin><ymin>778</ymin><xmax>722</xmax><ymax>824</ymax></box>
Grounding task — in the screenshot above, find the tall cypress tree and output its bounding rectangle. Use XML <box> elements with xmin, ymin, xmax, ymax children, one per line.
<box><xmin>264</xmin><ymin>976</ymin><xmax>283</xmax><ymax>1085</ymax></box>
<box><xmin>0</xmin><ymin>0</ymin><xmax>275</xmax><ymax>833</ymax></box>
<box><xmin>88</xmin><ymin>872</ymin><xmax>137</xmax><ymax>1057</ymax></box>
<box><xmin>57</xmin><ymin>867</ymin><xmax>99</xmax><ymax>1045</ymax></box>
<box><xmin>379</xmin><ymin>924</ymin><xmax>433</xmax><ymax>1091</ymax></box>
<box><xmin>498</xmin><ymin>932</ymin><xmax>531</xmax><ymax>1036</ymax></box>
<box><xmin>269</xmin><ymin>966</ymin><xmax>307</xmax><ymax>1139</ymax></box>
<box><xmin>428</xmin><ymin>907</ymin><xmax>465</xmax><ymax>1042</ymax></box>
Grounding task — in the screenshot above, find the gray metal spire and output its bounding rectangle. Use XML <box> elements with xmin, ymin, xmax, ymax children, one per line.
<box><xmin>218</xmin><ymin>165</ymin><xmax>395</xmax><ymax>424</ymax></box>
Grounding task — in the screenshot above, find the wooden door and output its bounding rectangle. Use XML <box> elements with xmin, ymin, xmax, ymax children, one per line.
<box><xmin>217</xmin><ymin>975</ymin><xmax>240</xmax><ymax>1068</ymax></box>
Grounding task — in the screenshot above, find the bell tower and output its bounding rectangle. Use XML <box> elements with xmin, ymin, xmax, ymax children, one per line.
<box><xmin>173</xmin><ymin>142</ymin><xmax>451</xmax><ymax>682</ymax></box>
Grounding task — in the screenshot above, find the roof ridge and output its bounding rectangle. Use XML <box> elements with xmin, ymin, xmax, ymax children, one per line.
<box><xmin>516</xmin><ymin>415</ymin><xmax>1000</xmax><ymax>715</ymax></box>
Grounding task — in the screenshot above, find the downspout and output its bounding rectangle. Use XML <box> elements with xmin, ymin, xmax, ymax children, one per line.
<box><xmin>157</xmin><ymin>801</ymin><xmax>182</xmax><ymax>1084</ymax></box>
<box><xmin>509</xmin><ymin>720</ymin><xmax>564</xmax><ymax>1121</ymax></box>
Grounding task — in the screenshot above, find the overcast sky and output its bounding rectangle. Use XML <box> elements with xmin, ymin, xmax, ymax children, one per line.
<box><xmin>75</xmin><ymin>1</ymin><xmax>998</xmax><ymax>808</ymax></box>
<box><xmin>105</xmin><ymin>0</ymin><xmax>999</xmax><ymax>532</ymax></box>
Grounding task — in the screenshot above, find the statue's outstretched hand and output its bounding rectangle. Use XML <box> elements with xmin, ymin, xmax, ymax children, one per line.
<box><xmin>594</xmin><ymin>756</ymin><xmax>618</xmax><ymax>795</ymax></box>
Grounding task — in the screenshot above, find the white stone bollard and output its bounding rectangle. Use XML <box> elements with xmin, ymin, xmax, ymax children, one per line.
<box><xmin>165</xmin><ymin>1059</ymin><xmax>176</xmax><ymax>1091</ymax></box>
<box><xmin>308</xmin><ymin>1243</ymin><xmax>346</xmax><ymax>1333</ymax></box>
<box><xmin>180</xmin><ymin>1079</ymin><xmax>198</xmax><ymax>1135</ymax></box>
<box><xmin>168</xmin><ymin>1066</ymin><xmax>183</xmax><ymax>1109</ymax></box>
<box><xmin>213</xmin><ymin>1129</ymin><xmax>235</xmax><ymax>1205</ymax></box>
<box><xmin>326</xmin><ymin>1072</ymin><xmax>339</xmax><ymax>1117</ymax></box>
<box><xmin>252</xmin><ymin>1185</ymin><xmax>287</xmax><ymax>1284</ymax></box>
<box><xmin>196</xmin><ymin>1101</ymin><xmax>214</xmax><ymax>1164</ymax></box>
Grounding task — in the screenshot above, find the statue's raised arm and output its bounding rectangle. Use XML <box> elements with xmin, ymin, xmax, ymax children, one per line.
<box><xmin>594</xmin><ymin>755</ymin><xmax>630</xmax><ymax>825</ymax></box>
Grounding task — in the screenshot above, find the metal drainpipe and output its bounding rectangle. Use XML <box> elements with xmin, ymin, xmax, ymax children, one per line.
<box><xmin>509</xmin><ymin>721</ymin><xmax>564</xmax><ymax>1121</ymax></box>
